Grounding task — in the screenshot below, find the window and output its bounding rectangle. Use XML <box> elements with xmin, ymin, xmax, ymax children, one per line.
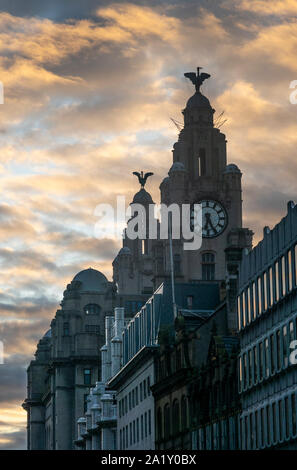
<box><xmin>276</xmin><ymin>330</ymin><xmax>281</xmax><ymax>370</ymax></box>
<box><xmin>259</xmin><ymin>342</ymin><xmax>264</xmax><ymax>380</ymax></box>
<box><xmin>243</xmin><ymin>353</ymin><xmax>247</xmax><ymax>388</ymax></box>
<box><xmin>250</xmin><ymin>414</ymin><xmax>254</xmax><ymax>449</ymax></box>
<box><xmin>141</xmin><ymin>239</ymin><xmax>148</xmax><ymax>255</ymax></box>
<box><xmin>281</xmin><ymin>255</ymin><xmax>286</xmax><ymax>296</ymax></box>
<box><xmin>144</xmin><ymin>412</ymin><xmax>148</xmax><ymax>438</ymax></box>
<box><xmin>141</xmin><ymin>415</ymin><xmax>144</xmax><ymax>440</ymax></box>
<box><xmin>157</xmin><ymin>408</ymin><xmax>162</xmax><ymax>440</ymax></box>
<box><xmin>272</xmin><ymin>403</ymin><xmax>277</xmax><ymax>443</ymax></box>
<box><xmin>265</xmin><ymin>338</ymin><xmax>269</xmax><ymax>377</ymax></box>
<box><xmin>248</xmin><ymin>349</ymin><xmax>253</xmax><ymax>386</ymax></box>
<box><xmin>263</xmin><ymin>272</ymin><xmax>268</xmax><ymax>311</ymax></box>
<box><xmin>289</xmin><ymin>321</ymin><xmax>294</xmax><ymax>347</ymax></box>
<box><xmin>147</xmin><ymin>376</ymin><xmax>151</xmax><ymax>396</ymax></box>
<box><xmin>174</xmin><ymin>254</ymin><xmax>181</xmax><ymax>275</ymax></box>
<box><xmin>283</xmin><ymin>325</ymin><xmax>288</xmax><ymax>367</ymax></box>
<box><xmin>257</xmin><ymin>277</ymin><xmax>262</xmax><ymax>315</ymax></box>
<box><xmin>242</xmin><ymin>292</ymin><xmax>246</xmax><ymax>327</ymax></box>
<box><xmin>268</xmin><ymin>267</ymin><xmax>273</xmax><ymax>307</ymax></box>
<box><xmin>261</xmin><ymin>408</ymin><xmax>265</xmax><ymax>447</ymax></box>
<box><xmin>285</xmin><ymin>396</ymin><xmax>290</xmax><ymax>439</ymax></box>
<box><xmin>84</xmin><ymin>394</ymin><xmax>88</xmax><ymax>413</ymax></box>
<box><xmin>85</xmin><ymin>325</ymin><xmax>100</xmax><ymax>334</ymax></box>
<box><xmin>237</xmin><ymin>296</ymin><xmax>241</xmax><ymax>330</ymax></box>
<box><xmin>164</xmin><ymin>404</ymin><xmax>170</xmax><ymax>439</ymax></box>
<box><xmin>187</xmin><ymin>295</ymin><xmax>193</xmax><ymax>309</ymax></box>
<box><xmin>295</xmin><ymin>244</ymin><xmax>297</xmax><ymax>286</ymax></box>
<box><xmin>143</xmin><ymin>380</ymin><xmax>147</xmax><ymax>399</ymax></box>
<box><xmin>172</xmin><ymin>400</ymin><xmax>180</xmax><ymax>435</ymax></box>
<box><xmin>136</xmin><ymin>418</ymin><xmax>139</xmax><ymax>442</ymax></box>
<box><xmin>135</xmin><ymin>387</ymin><xmax>138</xmax><ymax>406</ymax></box>
<box><xmin>253</xmin><ymin>346</ymin><xmax>258</xmax><ymax>383</ymax></box>
<box><xmin>275</xmin><ymin>261</ymin><xmax>280</xmax><ymax>301</ymax></box>
<box><xmin>140</xmin><ymin>383</ymin><xmax>143</xmax><ymax>401</ymax></box>
<box><xmin>84</xmin><ymin>368</ymin><xmax>91</xmax><ymax>386</ymax></box>
<box><xmin>255</xmin><ymin>410</ymin><xmax>259</xmax><ymax>449</ymax></box>
<box><xmin>181</xmin><ymin>396</ymin><xmax>188</xmax><ymax>430</ymax></box>
<box><xmin>63</xmin><ymin>322</ymin><xmax>69</xmax><ymax>336</ymax></box>
<box><xmin>252</xmin><ymin>282</ymin><xmax>257</xmax><ymax>320</ymax></box>
<box><xmin>148</xmin><ymin>410</ymin><xmax>151</xmax><ymax>435</ymax></box>
<box><xmin>84</xmin><ymin>304</ymin><xmax>101</xmax><ymax>315</ymax></box>
<box><xmin>292</xmin><ymin>394</ymin><xmax>297</xmax><ymax>436</ymax></box>
<box><xmin>247</xmin><ymin>288</ymin><xmax>251</xmax><ymax>323</ymax></box>
<box><xmin>239</xmin><ymin>356</ymin><xmax>243</xmax><ymax>391</ymax></box>
<box><xmin>202</xmin><ymin>252</ymin><xmax>215</xmax><ymax>281</ymax></box>
<box><xmin>288</xmin><ymin>250</ymin><xmax>293</xmax><ymax>291</ymax></box>
<box><xmin>279</xmin><ymin>401</ymin><xmax>283</xmax><ymax>441</ymax></box>
<box><xmin>266</xmin><ymin>406</ymin><xmax>270</xmax><ymax>446</ymax></box>
<box><xmin>270</xmin><ymin>334</ymin><xmax>275</xmax><ymax>374</ymax></box>
<box><xmin>132</xmin><ymin>389</ymin><xmax>135</xmax><ymax>408</ymax></box>
<box><xmin>198</xmin><ymin>149</ymin><xmax>206</xmax><ymax>176</ymax></box>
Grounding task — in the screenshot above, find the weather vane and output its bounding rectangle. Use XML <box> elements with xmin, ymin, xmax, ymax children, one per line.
<box><xmin>133</xmin><ymin>171</ymin><xmax>154</xmax><ymax>189</ymax></box>
<box><xmin>184</xmin><ymin>67</ymin><xmax>211</xmax><ymax>93</ymax></box>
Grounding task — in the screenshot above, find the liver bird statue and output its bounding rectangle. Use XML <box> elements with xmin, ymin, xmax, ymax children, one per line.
<box><xmin>133</xmin><ymin>171</ymin><xmax>154</xmax><ymax>188</ymax></box>
<box><xmin>184</xmin><ymin>67</ymin><xmax>211</xmax><ymax>92</ymax></box>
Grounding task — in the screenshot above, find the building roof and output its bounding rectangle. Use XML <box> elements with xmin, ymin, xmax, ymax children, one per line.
<box><xmin>73</xmin><ymin>267</ymin><xmax>108</xmax><ymax>293</ymax></box>
<box><xmin>186</xmin><ymin>91</ymin><xmax>211</xmax><ymax>109</ymax></box>
<box><xmin>132</xmin><ymin>188</ymin><xmax>154</xmax><ymax>205</ymax></box>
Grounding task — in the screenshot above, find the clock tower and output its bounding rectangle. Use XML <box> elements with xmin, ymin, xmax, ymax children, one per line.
<box><xmin>156</xmin><ymin>69</ymin><xmax>253</xmax><ymax>288</ymax></box>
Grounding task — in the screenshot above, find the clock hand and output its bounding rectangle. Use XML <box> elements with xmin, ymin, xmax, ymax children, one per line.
<box><xmin>204</xmin><ymin>212</ymin><xmax>217</xmax><ymax>233</ymax></box>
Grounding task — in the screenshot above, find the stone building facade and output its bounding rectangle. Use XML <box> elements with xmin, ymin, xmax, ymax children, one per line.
<box><xmin>23</xmin><ymin>268</ymin><xmax>115</xmax><ymax>449</ymax></box>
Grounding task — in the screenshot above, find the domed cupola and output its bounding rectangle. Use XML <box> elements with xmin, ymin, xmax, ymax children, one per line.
<box><xmin>72</xmin><ymin>267</ymin><xmax>108</xmax><ymax>294</ymax></box>
<box><xmin>132</xmin><ymin>188</ymin><xmax>154</xmax><ymax>206</ymax></box>
<box><xmin>183</xmin><ymin>67</ymin><xmax>214</xmax><ymax>127</ymax></box>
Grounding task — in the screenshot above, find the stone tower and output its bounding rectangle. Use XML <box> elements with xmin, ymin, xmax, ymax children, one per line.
<box><xmin>156</xmin><ymin>69</ymin><xmax>253</xmax><ymax>290</ymax></box>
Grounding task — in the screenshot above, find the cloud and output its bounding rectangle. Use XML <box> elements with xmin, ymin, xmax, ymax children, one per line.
<box><xmin>229</xmin><ymin>0</ymin><xmax>297</xmax><ymax>16</ymax></box>
<box><xmin>0</xmin><ymin>0</ymin><xmax>296</xmax><ymax>449</ymax></box>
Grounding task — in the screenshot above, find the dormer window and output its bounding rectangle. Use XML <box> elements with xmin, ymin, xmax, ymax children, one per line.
<box><xmin>84</xmin><ymin>304</ymin><xmax>101</xmax><ymax>315</ymax></box>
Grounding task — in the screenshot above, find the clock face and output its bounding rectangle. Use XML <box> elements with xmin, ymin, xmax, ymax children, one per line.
<box><xmin>191</xmin><ymin>200</ymin><xmax>227</xmax><ymax>238</ymax></box>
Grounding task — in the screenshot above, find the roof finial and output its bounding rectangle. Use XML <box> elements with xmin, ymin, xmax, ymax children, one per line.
<box><xmin>132</xmin><ymin>171</ymin><xmax>154</xmax><ymax>189</ymax></box>
<box><xmin>184</xmin><ymin>67</ymin><xmax>211</xmax><ymax>93</ymax></box>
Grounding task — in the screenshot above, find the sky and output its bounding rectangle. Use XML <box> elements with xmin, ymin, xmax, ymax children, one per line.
<box><xmin>0</xmin><ymin>0</ymin><xmax>297</xmax><ymax>450</ymax></box>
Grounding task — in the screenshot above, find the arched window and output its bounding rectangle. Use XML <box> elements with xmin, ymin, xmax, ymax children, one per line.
<box><xmin>84</xmin><ymin>304</ymin><xmax>101</xmax><ymax>315</ymax></box>
<box><xmin>157</xmin><ymin>407</ymin><xmax>163</xmax><ymax>440</ymax></box>
<box><xmin>164</xmin><ymin>404</ymin><xmax>171</xmax><ymax>439</ymax></box>
<box><xmin>202</xmin><ymin>252</ymin><xmax>215</xmax><ymax>280</ymax></box>
<box><xmin>198</xmin><ymin>148</ymin><xmax>206</xmax><ymax>176</ymax></box>
<box><xmin>181</xmin><ymin>396</ymin><xmax>188</xmax><ymax>430</ymax></box>
<box><xmin>172</xmin><ymin>399</ymin><xmax>180</xmax><ymax>435</ymax></box>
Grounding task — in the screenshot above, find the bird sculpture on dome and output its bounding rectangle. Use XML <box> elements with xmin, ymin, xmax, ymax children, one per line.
<box><xmin>184</xmin><ymin>67</ymin><xmax>211</xmax><ymax>92</ymax></box>
<box><xmin>133</xmin><ymin>171</ymin><xmax>154</xmax><ymax>188</ymax></box>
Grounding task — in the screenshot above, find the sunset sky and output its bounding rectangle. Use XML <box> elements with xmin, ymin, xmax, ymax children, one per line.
<box><xmin>0</xmin><ymin>0</ymin><xmax>297</xmax><ymax>450</ymax></box>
